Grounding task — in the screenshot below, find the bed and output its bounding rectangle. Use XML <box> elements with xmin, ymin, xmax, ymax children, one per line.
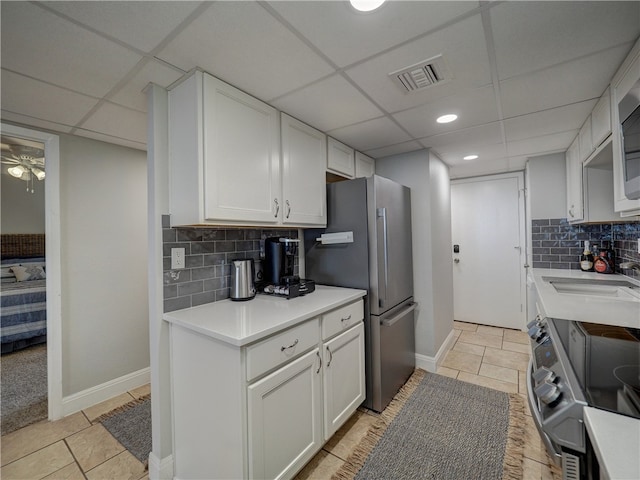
<box><xmin>1</xmin><ymin>234</ymin><xmax>47</xmax><ymax>354</ymax></box>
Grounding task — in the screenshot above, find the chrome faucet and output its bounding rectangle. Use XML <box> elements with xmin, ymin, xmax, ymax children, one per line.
<box><xmin>620</xmin><ymin>261</ymin><xmax>640</xmax><ymax>272</ymax></box>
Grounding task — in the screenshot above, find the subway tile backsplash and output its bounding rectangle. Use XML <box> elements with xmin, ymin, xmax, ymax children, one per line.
<box><xmin>162</xmin><ymin>215</ymin><xmax>299</xmax><ymax>312</ymax></box>
<box><xmin>531</xmin><ymin>218</ymin><xmax>640</xmax><ymax>279</ymax></box>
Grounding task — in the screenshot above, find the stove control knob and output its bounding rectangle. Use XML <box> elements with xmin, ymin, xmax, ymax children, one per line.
<box><xmin>534</xmin><ymin>380</ymin><xmax>561</xmax><ymax>406</ymax></box>
<box><xmin>532</xmin><ymin>366</ymin><xmax>557</xmax><ymax>385</ymax></box>
<box><xmin>528</xmin><ymin>324</ymin><xmax>546</xmax><ymax>342</ymax></box>
<box><xmin>526</xmin><ymin>315</ymin><xmax>542</xmax><ymax>330</ymax></box>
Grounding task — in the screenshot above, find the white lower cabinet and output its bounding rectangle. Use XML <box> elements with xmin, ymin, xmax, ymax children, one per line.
<box><xmin>323</xmin><ymin>322</ymin><xmax>365</xmax><ymax>440</ymax></box>
<box><xmin>248</xmin><ymin>349</ymin><xmax>323</xmax><ymax>480</ymax></box>
<box><xmin>169</xmin><ymin>298</ymin><xmax>365</xmax><ymax>480</ymax></box>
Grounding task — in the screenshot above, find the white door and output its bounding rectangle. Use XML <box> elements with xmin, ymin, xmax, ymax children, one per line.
<box><xmin>451</xmin><ymin>172</ymin><xmax>526</xmax><ymax>330</ymax></box>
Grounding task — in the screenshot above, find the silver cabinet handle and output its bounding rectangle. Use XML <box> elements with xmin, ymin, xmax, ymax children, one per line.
<box><xmin>326</xmin><ymin>345</ymin><xmax>333</xmax><ymax>367</ymax></box>
<box><xmin>274</xmin><ymin>198</ymin><xmax>280</xmax><ymax>217</ymax></box>
<box><xmin>316</xmin><ymin>350</ymin><xmax>322</xmax><ymax>374</ymax></box>
<box><xmin>280</xmin><ymin>338</ymin><xmax>298</xmax><ymax>352</ymax></box>
<box><xmin>341</xmin><ymin>314</ymin><xmax>352</xmax><ymax>323</ymax></box>
<box><xmin>285</xmin><ymin>200</ymin><xmax>291</xmax><ymax>218</ymax></box>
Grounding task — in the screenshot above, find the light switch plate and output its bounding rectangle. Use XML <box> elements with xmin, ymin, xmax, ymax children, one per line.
<box><xmin>171</xmin><ymin>248</ymin><xmax>185</xmax><ymax>269</ymax></box>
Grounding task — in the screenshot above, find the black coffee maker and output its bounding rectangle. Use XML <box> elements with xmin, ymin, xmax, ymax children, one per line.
<box><xmin>264</xmin><ymin>237</ymin><xmax>299</xmax><ymax>285</ymax></box>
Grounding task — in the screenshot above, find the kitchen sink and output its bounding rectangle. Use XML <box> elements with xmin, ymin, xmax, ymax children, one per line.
<box><xmin>542</xmin><ymin>276</ymin><xmax>640</xmax><ymax>301</ymax></box>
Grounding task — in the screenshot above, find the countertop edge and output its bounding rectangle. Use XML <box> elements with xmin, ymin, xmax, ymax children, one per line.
<box><xmin>583</xmin><ymin>407</ymin><xmax>640</xmax><ymax>480</ymax></box>
<box><xmin>163</xmin><ymin>286</ymin><xmax>367</xmax><ymax>347</ymax></box>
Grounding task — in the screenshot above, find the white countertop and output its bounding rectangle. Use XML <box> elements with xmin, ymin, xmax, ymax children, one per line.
<box><xmin>584</xmin><ymin>407</ymin><xmax>640</xmax><ymax>480</ymax></box>
<box><xmin>531</xmin><ymin>269</ymin><xmax>640</xmax><ymax>329</ymax></box>
<box><xmin>163</xmin><ymin>285</ymin><xmax>366</xmax><ymax>347</ymax></box>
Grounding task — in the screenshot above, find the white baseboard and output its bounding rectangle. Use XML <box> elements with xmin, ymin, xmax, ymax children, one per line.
<box><xmin>148</xmin><ymin>452</ymin><xmax>174</xmax><ymax>480</ymax></box>
<box><xmin>415</xmin><ymin>329</ymin><xmax>457</xmax><ymax>372</ymax></box>
<box><xmin>61</xmin><ymin>367</ymin><xmax>150</xmax><ymax>416</ymax></box>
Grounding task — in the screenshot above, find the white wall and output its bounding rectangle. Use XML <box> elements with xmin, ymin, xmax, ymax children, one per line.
<box><xmin>1</xmin><ymin>172</ymin><xmax>45</xmax><ymax>233</ymax></box>
<box><xmin>526</xmin><ymin>152</ymin><xmax>566</xmax><ymax>219</ymax></box>
<box><xmin>375</xmin><ymin>149</ymin><xmax>454</xmax><ymax>361</ymax></box>
<box><xmin>59</xmin><ymin>134</ymin><xmax>149</xmax><ymax>396</ymax></box>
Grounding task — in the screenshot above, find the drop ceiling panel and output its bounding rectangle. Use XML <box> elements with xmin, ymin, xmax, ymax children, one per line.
<box><xmin>72</xmin><ymin>128</ymin><xmax>146</xmax><ymax>151</ymax></box>
<box><xmin>267</xmin><ymin>1</ymin><xmax>480</xmax><ymax>68</ymax></box>
<box><xmin>345</xmin><ymin>14</ymin><xmax>491</xmax><ymax>113</ymax></box>
<box><xmin>449</xmin><ymin>156</ymin><xmax>510</xmax><ymax>179</ymax></box>
<box><xmin>0</xmin><ymin>111</ymin><xmax>74</xmax><ymax>135</ymax></box>
<box><xmin>504</xmin><ymin>100</ymin><xmax>596</xmax><ymax>143</ymax></box>
<box><xmin>500</xmin><ymin>43</ymin><xmax>633</xmax><ymax>118</ymax></box>
<box><xmin>420</xmin><ymin>122</ymin><xmax>503</xmax><ymax>150</ymax></box>
<box><xmin>393</xmin><ymin>85</ymin><xmax>498</xmax><ymax>138</ymax></box>
<box><xmin>491</xmin><ymin>1</ymin><xmax>640</xmax><ymax>80</ymax></box>
<box><xmin>110</xmin><ymin>60</ymin><xmax>185</xmax><ymax>113</ymax></box>
<box><xmin>432</xmin><ymin>142</ymin><xmax>507</xmax><ymax>167</ymax></box>
<box><xmin>1</xmin><ymin>2</ymin><xmax>142</xmax><ymax>98</ymax></box>
<box><xmin>271</xmin><ymin>75</ymin><xmax>382</xmax><ymax>132</ymax></box>
<box><xmin>364</xmin><ymin>140</ymin><xmax>424</xmax><ymax>159</ymax></box>
<box><xmin>327</xmin><ymin>117</ymin><xmax>412</xmax><ymax>152</ymax></box>
<box><xmin>42</xmin><ymin>1</ymin><xmax>203</xmax><ymax>53</ymax></box>
<box><xmin>1</xmin><ymin>70</ymin><xmax>99</xmax><ymax>128</ymax></box>
<box><xmin>506</xmin><ymin>130</ymin><xmax>578</xmax><ymax>157</ymax></box>
<box><xmin>156</xmin><ymin>1</ymin><xmax>334</xmax><ymax>102</ymax></box>
<box><xmin>80</xmin><ymin>103</ymin><xmax>147</xmax><ymax>145</ymax></box>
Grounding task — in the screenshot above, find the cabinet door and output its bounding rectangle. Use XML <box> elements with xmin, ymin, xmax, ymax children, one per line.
<box><xmin>355</xmin><ymin>152</ymin><xmax>375</xmax><ymax>178</ymax></box>
<box><xmin>323</xmin><ymin>322</ymin><xmax>365</xmax><ymax>440</ymax></box>
<box><xmin>591</xmin><ymin>88</ymin><xmax>611</xmax><ymax>148</ymax></box>
<box><xmin>281</xmin><ymin>114</ymin><xmax>327</xmax><ymax>226</ymax></box>
<box><xmin>579</xmin><ymin>116</ymin><xmax>593</xmax><ymax>162</ymax></box>
<box><xmin>203</xmin><ymin>74</ymin><xmax>281</xmax><ymax>223</ymax></box>
<box><xmin>327</xmin><ymin>137</ymin><xmax>355</xmax><ymax>178</ymax></box>
<box><xmin>566</xmin><ymin>138</ymin><xmax>584</xmax><ymax>222</ymax></box>
<box><xmin>248</xmin><ymin>348</ymin><xmax>323</xmax><ymax>480</ymax></box>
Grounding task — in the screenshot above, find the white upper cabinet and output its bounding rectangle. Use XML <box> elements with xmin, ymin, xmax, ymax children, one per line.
<box><xmin>566</xmin><ymin>137</ymin><xmax>584</xmax><ymax>223</ymax></box>
<box><xmin>579</xmin><ymin>115</ymin><xmax>593</xmax><ymax>162</ymax></box>
<box><xmin>591</xmin><ymin>87</ymin><xmax>612</xmax><ymax>149</ymax></box>
<box><xmin>327</xmin><ymin>137</ymin><xmax>355</xmax><ymax>178</ymax></box>
<box><xmin>611</xmin><ymin>38</ymin><xmax>640</xmax><ymax>216</ymax></box>
<box><xmin>168</xmin><ymin>71</ymin><xmax>327</xmax><ymax>226</ymax></box>
<box><xmin>281</xmin><ymin>114</ymin><xmax>327</xmax><ymax>226</ymax></box>
<box><xmin>355</xmin><ymin>151</ymin><xmax>375</xmax><ymax>178</ymax></box>
<box><xmin>203</xmin><ymin>74</ymin><xmax>281</xmax><ymax>224</ymax></box>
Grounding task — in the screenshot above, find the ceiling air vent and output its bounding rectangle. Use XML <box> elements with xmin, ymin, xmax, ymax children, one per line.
<box><xmin>389</xmin><ymin>55</ymin><xmax>451</xmax><ymax>93</ymax></box>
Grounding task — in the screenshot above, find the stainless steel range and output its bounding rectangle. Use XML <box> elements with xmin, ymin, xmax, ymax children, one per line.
<box><xmin>527</xmin><ymin>316</ymin><xmax>640</xmax><ymax>479</ymax></box>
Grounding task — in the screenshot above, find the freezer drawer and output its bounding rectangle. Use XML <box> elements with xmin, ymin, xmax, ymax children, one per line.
<box><xmin>376</xmin><ymin>300</ymin><xmax>417</xmax><ymax>411</ymax></box>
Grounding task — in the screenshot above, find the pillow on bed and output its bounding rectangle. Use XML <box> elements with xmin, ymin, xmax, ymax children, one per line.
<box><xmin>1</xmin><ymin>265</ymin><xmax>19</xmax><ymax>283</ymax></box>
<box><xmin>10</xmin><ymin>265</ymin><xmax>46</xmax><ymax>282</ymax></box>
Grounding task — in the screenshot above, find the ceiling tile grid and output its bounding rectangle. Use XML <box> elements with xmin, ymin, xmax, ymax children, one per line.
<box><xmin>1</xmin><ymin>0</ymin><xmax>639</xmax><ymax>175</ymax></box>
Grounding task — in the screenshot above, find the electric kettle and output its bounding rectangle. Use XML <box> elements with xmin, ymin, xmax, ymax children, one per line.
<box><xmin>230</xmin><ymin>259</ymin><xmax>256</xmax><ymax>301</ymax></box>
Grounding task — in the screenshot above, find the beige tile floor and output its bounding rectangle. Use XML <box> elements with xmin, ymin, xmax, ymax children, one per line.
<box><xmin>2</xmin><ymin>321</ymin><xmax>558</xmax><ymax>480</ymax></box>
<box><xmin>1</xmin><ymin>384</ymin><xmax>150</xmax><ymax>480</ymax></box>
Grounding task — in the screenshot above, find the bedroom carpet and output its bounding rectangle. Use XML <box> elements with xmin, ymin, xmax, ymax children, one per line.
<box><xmin>333</xmin><ymin>369</ymin><xmax>525</xmax><ymax>480</ymax></box>
<box><xmin>0</xmin><ymin>344</ymin><xmax>48</xmax><ymax>435</ymax></box>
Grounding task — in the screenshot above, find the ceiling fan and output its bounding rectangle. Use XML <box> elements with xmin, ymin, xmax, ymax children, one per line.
<box><xmin>1</xmin><ymin>140</ymin><xmax>46</xmax><ymax>192</ymax></box>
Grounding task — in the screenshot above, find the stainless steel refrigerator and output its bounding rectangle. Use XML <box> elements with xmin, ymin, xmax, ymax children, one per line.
<box><xmin>304</xmin><ymin>175</ymin><xmax>416</xmax><ymax>412</ymax></box>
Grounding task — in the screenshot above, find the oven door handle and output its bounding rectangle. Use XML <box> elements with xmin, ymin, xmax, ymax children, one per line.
<box><xmin>526</xmin><ymin>358</ymin><xmax>563</xmax><ymax>465</ymax></box>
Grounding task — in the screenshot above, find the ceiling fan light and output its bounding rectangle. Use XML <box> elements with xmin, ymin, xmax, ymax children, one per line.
<box><xmin>8</xmin><ymin>165</ymin><xmax>26</xmax><ymax>178</ymax></box>
<box><xmin>32</xmin><ymin>168</ymin><xmax>46</xmax><ymax>180</ymax></box>
<box><xmin>350</xmin><ymin>0</ymin><xmax>386</xmax><ymax>12</ymax></box>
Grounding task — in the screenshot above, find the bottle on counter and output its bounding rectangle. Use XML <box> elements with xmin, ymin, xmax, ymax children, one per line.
<box><xmin>594</xmin><ymin>241</ymin><xmax>615</xmax><ymax>274</ymax></box>
<box><xmin>580</xmin><ymin>240</ymin><xmax>594</xmax><ymax>272</ymax></box>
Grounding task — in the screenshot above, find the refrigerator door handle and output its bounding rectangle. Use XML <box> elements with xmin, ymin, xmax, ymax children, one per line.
<box><xmin>377</xmin><ymin>207</ymin><xmax>389</xmax><ymax>308</ymax></box>
<box><xmin>381</xmin><ymin>302</ymin><xmax>417</xmax><ymax>327</ymax></box>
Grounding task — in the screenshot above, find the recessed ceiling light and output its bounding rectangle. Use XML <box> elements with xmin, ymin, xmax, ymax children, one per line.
<box><xmin>463</xmin><ymin>155</ymin><xmax>478</xmax><ymax>161</ymax></box>
<box><xmin>350</xmin><ymin>0</ymin><xmax>386</xmax><ymax>12</ymax></box>
<box><xmin>436</xmin><ymin>114</ymin><xmax>457</xmax><ymax>124</ymax></box>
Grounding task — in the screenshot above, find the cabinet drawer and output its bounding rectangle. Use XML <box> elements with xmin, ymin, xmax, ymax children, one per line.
<box><xmin>246</xmin><ymin>318</ymin><xmax>319</xmax><ymax>381</ymax></box>
<box><xmin>322</xmin><ymin>301</ymin><xmax>363</xmax><ymax>340</ymax></box>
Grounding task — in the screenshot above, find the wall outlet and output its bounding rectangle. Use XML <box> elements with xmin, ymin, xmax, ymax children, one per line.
<box><xmin>171</xmin><ymin>247</ymin><xmax>185</xmax><ymax>269</ymax></box>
